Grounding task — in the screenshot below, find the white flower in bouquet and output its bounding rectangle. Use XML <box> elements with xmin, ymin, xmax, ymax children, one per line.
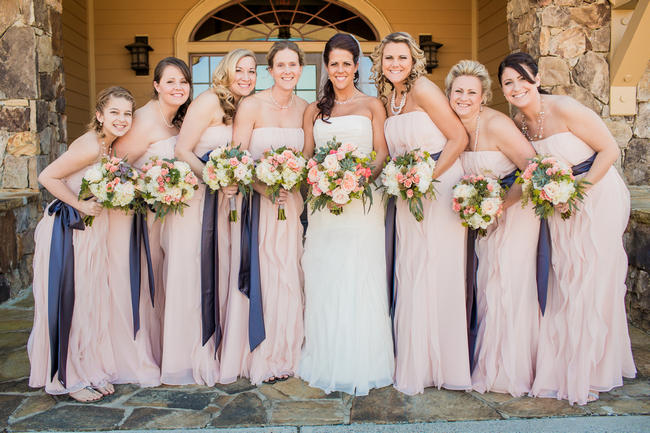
<box><xmin>453</xmin><ymin>184</ymin><xmax>476</xmax><ymax>200</ymax></box>
<box><xmin>323</xmin><ymin>154</ymin><xmax>340</xmax><ymax>171</ymax></box>
<box><xmin>85</xmin><ymin>166</ymin><xmax>104</xmax><ymax>183</ymax></box>
<box><xmin>481</xmin><ymin>197</ymin><xmax>502</xmax><ymax>217</ymax></box>
<box><xmin>557</xmin><ymin>180</ymin><xmax>576</xmax><ymax>204</ymax></box>
<box><xmin>469</xmin><ymin>213</ymin><xmax>489</xmax><ymax>230</ymax></box>
<box><xmin>542</xmin><ymin>181</ymin><xmax>561</xmax><ymax>205</ymax></box>
<box><xmin>331</xmin><ymin>187</ymin><xmax>350</xmax><ymax>205</ymax></box>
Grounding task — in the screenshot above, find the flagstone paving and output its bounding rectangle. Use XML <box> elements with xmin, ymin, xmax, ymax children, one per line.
<box><xmin>1</xmin><ymin>289</ymin><xmax>649</xmax><ymax>432</ymax></box>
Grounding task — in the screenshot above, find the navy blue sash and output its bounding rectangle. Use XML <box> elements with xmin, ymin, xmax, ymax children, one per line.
<box><xmin>47</xmin><ymin>200</ymin><xmax>85</xmax><ymax>387</ymax></box>
<box><xmin>385</xmin><ymin>150</ymin><xmax>442</xmax><ymax>353</ymax></box>
<box><xmin>199</xmin><ymin>151</ymin><xmax>222</xmax><ymax>352</ymax></box>
<box><xmin>238</xmin><ymin>191</ymin><xmax>266</xmax><ymax>352</ymax></box>
<box><xmin>129</xmin><ymin>209</ymin><xmax>155</xmax><ymax>339</ymax></box>
<box><xmin>536</xmin><ymin>153</ymin><xmax>596</xmax><ymax>315</ymax></box>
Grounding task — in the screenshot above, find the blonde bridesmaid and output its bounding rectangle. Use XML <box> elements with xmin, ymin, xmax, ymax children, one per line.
<box><xmin>498</xmin><ymin>52</ymin><xmax>636</xmax><ymax>405</ymax></box>
<box><xmin>161</xmin><ymin>50</ymin><xmax>257</xmax><ymax>385</ymax></box>
<box><xmin>446</xmin><ymin>60</ymin><xmax>539</xmax><ymax>397</ymax></box>
<box><xmin>110</xmin><ymin>58</ymin><xmax>191</xmax><ymax>386</ymax></box>
<box><xmin>226</xmin><ymin>40</ymin><xmax>307</xmax><ymax>385</ymax></box>
<box><xmin>372</xmin><ymin>32</ymin><xmax>470</xmax><ymax>395</ymax></box>
<box><xmin>28</xmin><ymin>87</ymin><xmax>134</xmax><ymax>401</ymax></box>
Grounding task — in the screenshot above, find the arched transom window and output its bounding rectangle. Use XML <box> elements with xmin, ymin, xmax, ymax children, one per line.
<box><xmin>192</xmin><ymin>0</ymin><xmax>379</xmax><ymax>42</ymax></box>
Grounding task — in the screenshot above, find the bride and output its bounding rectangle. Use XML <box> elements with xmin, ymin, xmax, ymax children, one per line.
<box><xmin>298</xmin><ymin>33</ymin><xmax>394</xmax><ymax>395</ymax></box>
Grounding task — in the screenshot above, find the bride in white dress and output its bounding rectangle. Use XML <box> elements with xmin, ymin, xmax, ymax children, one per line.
<box><xmin>298</xmin><ymin>34</ymin><xmax>395</xmax><ymax>396</ymax></box>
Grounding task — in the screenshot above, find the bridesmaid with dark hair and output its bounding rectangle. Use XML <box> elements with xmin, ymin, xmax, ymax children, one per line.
<box><xmin>28</xmin><ymin>86</ymin><xmax>134</xmax><ymax>402</ymax></box>
<box><xmin>108</xmin><ymin>57</ymin><xmax>192</xmax><ymax>387</ymax></box>
<box><xmin>162</xmin><ymin>49</ymin><xmax>257</xmax><ymax>385</ymax></box>
<box><xmin>498</xmin><ymin>52</ymin><xmax>636</xmax><ymax>405</ymax></box>
<box><xmin>225</xmin><ymin>40</ymin><xmax>308</xmax><ymax>385</ymax></box>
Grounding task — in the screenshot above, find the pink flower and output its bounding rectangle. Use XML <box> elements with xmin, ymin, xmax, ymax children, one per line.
<box><xmin>241</xmin><ymin>155</ymin><xmax>250</xmax><ymax>164</ymax></box>
<box><xmin>331</xmin><ymin>187</ymin><xmax>350</xmax><ymax>205</ymax></box>
<box><xmin>341</xmin><ymin>171</ymin><xmax>357</xmax><ymax>193</ymax></box>
<box><xmin>158</xmin><ymin>186</ymin><xmax>165</xmax><ymax>193</ymax></box>
<box><xmin>336</xmin><ymin>151</ymin><xmax>345</xmax><ymax>161</ymax></box>
<box><xmin>307</xmin><ymin>159</ymin><xmax>317</xmax><ymax>168</ymax></box>
<box><xmin>312</xmin><ymin>186</ymin><xmax>322</xmax><ymax>197</ymax></box>
<box><xmin>487</xmin><ymin>183</ymin><xmax>494</xmax><ymax>192</ymax></box>
<box><xmin>286</xmin><ymin>158</ymin><xmax>299</xmax><ymax>170</ymax></box>
<box><xmin>406</xmin><ymin>189</ymin><xmax>414</xmax><ymax>198</ymax></box>
<box><xmin>403</xmin><ymin>179</ymin><xmax>412</xmax><ymax>188</ymax></box>
<box><xmin>308</xmin><ymin>166</ymin><xmax>320</xmax><ymax>183</ymax></box>
<box><xmin>340</xmin><ymin>143</ymin><xmax>355</xmax><ymax>153</ymax></box>
<box><xmin>452</xmin><ymin>199</ymin><xmax>462</xmax><ymax>212</ymax></box>
<box><xmin>229</xmin><ymin>158</ymin><xmax>239</xmax><ymax>167</ymax></box>
<box><xmin>161</xmin><ymin>168</ymin><xmax>169</xmax><ymax>176</ymax></box>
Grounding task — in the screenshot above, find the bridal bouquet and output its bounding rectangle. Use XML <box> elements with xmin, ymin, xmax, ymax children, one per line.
<box><xmin>202</xmin><ymin>145</ymin><xmax>254</xmax><ymax>221</ymax></box>
<box><xmin>137</xmin><ymin>157</ymin><xmax>199</xmax><ymax>219</ymax></box>
<box><xmin>452</xmin><ymin>174</ymin><xmax>504</xmax><ymax>236</ymax></box>
<box><xmin>254</xmin><ymin>146</ymin><xmax>307</xmax><ymax>220</ymax></box>
<box><xmin>380</xmin><ymin>149</ymin><xmax>437</xmax><ymax>222</ymax></box>
<box><xmin>516</xmin><ymin>155</ymin><xmax>587</xmax><ymax>220</ymax></box>
<box><xmin>306</xmin><ymin>137</ymin><xmax>375</xmax><ymax>215</ymax></box>
<box><xmin>78</xmin><ymin>155</ymin><xmax>138</xmax><ymax>226</ymax></box>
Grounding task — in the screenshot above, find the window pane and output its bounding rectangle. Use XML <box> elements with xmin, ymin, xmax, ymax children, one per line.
<box><xmin>192</xmin><ymin>56</ymin><xmax>210</xmax><ymax>84</ymax></box>
<box><xmin>209</xmin><ymin>56</ymin><xmax>223</xmax><ymax>79</ymax></box>
<box><xmin>296</xmin><ymin>90</ymin><xmax>316</xmax><ymax>103</ymax></box>
<box><xmin>255</xmin><ymin>65</ymin><xmax>274</xmax><ymax>91</ymax></box>
<box><xmin>193</xmin><ymin>84</ymin><xmax>210</xmax><ymax>97</ymax></box>
<box><xmin>297</xmin><ymin>64</ymin><xmax>316</xmax><ymax>89</ymax></box>
<box><xmin>358</xmin><ymin>56</ymin><xmax>376</xmax><ymax>97</ymax></box>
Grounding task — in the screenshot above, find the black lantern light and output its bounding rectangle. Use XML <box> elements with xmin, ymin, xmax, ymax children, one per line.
<box><xmin>125</xmin><ymin>36</ymin><xmax>153</xmax><ymax>76</ymax></box>
<box><xmin>419</xmin><ymin>35</ymin><xmax>443</xmax><ymax>73</ymax></box>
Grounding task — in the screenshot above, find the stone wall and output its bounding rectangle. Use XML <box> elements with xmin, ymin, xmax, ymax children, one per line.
<box><xmin>0</xmin><ymin>0</ymin><xmax>65</xmax><ymax>301</ymax></box>
<box><xmin>507</xmin><ymin>0</ymin><xmax>649</xmax><ymax>331</ymax></box>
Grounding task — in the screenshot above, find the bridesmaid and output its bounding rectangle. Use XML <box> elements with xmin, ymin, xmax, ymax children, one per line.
<box><xmin>445</xmin><ymin>60</ymin><xmax>539</xmax><ymax>397</ymax></box>
<box><xmin>371</xmin><ymin>32</ymin><xmax>470</xmax><ymax>395</ymax></box>
<box><xmin>498</xmin><ymin>52</ymin><xmax>636</xmax><ymax>405</ymax></box>
<box><xmin>226</xmin><ymin>40</ymin><xmax>307</xmax><ymax>385</ymax></box>
<box><xmin>28</xmin><ymin>86</ymin><xmax>134</xmax><ymax>401</ymax></box>
<box><xmin>110</xmin><ymin>57</ymin><xmax>191</xmax><ymax>386</ymax></box>
<box><xmin>161</xmin><ymin>49</ymin><xmax>257</xmax><ymax>385</ymax></box>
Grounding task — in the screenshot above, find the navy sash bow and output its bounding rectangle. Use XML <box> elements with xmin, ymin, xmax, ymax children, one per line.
<box><xmin>385</xmin><ymin>149</ymin><xmax>442</xmax><ymax>352</ymax></box>
<box><xmin>129</xmin><ymin>210</ymin><xmax>155</xmax><ymax>339</ymax></box>
<box><xmin>199</xmin><ymin>151</ymin><xmax>222</xmax><ymax>352</ymax></box>
<box><xmin>536</xmin><ymin>153</ymin><xmax>596</xmax><ymax>315</ymax></box>
<box><xmin>238</xmin><ymin>191</ymin><xmax>266</xmax><ymax>352</ymax></box>
<box><xmin>47</xmin><ymin>200</ymin><xmax>85</xmax><ymax>387</ymax></box>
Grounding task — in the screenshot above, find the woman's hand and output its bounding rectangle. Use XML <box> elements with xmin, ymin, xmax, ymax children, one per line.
<box><xmin>77</xmin><ymin>198</ymin><xmax>103</xmax><ymax>217</ymax></box>
<box><xmin>275</xmin><ymin>189</ymin><xmax>289</xmax><ymax>205</ymax></box>
<box><xmin>221</xmin><ymin>184</ymin><xmax>239</xmax><ymax>199</ymax></box>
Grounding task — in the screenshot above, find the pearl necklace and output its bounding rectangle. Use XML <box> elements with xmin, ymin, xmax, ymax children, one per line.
<box><xmin>270</xmin><ymin>88</ymin><xmax>294</xmax><ymax>110</ymax></box>
<box><xmin>473</xmin><ymin>109</ymin><xmax>481</xmax><ymax>152</ymax></box>
<box><xmin>390</xmin><ymin>90</ymin><xmax>407</xmax><ymax>115</ymax></box>
<box><xmin>158</xmin><ymin>101</ymin><xmax>174</xmax><ymax>128</ymax></box>
<box><xmin>521</xmin><ymin>96</ymin><xmax>545</xmax><ymax>141</ymax></box>
<box><xmin>334</xmin><ymin>95</ymin><xmax>357</xmax><ymax>105</ymax></box>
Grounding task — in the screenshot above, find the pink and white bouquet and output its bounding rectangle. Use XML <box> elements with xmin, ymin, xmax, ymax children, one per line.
<box><xmin>137</xmin><ymin>157</ymin><xmax>199</xmax><ymax>219</ymax></box>
<box><xmin>78</xmin><ymin>155</ymin><xmax>138</xmax><ymax>226</ymax></box>
<box><xmin>380</xmin><ymin>149</ymin><xmax>438</xmax><ymax>222</ymax></box>
<box><xmin>452</xmin><ymin>174</ymin><xmax>504</xmax><ymax>236</ymax></box>
<box><xmin>202</xmin><ymin>145</ymin><xmax>254</xmax><ymax>222</ymax></box>
<box><xmin>306</xmin><ymin>137</ymin><xmax>375</xmax><ymax>215</ymax></box>
<box><xmin>516</xmin><ymin>155</ymin><xmax>588</xmax><ymax>220</ymax></box>
<box><xmin>254</xmin><ymin>146</ymin><xmax>307</xmax><ymax>220</ymax></box>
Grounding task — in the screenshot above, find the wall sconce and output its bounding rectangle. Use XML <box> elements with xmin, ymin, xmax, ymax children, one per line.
<box><xmin>125</xmin><ymin>36</ymin><xmax>153</xmax><ymax>76</ymax></box>
<box><xmin>419</xmin><ymin>35</ymin><xmax>443</xmax><ymax>73</ymax></box>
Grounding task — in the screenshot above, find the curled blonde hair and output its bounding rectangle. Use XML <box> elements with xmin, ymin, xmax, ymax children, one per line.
<box><xmin>370</xmin><ymin>32</ymin><xmax>427</xmax><ymax>104</ymax></box>
<box><xmin>211</xmin><ymin>49</ymin><xmax>256</xmax><ymax>124</ymax></box>
<box><xmin>88</xmin><ymin>86</ymin><xmax>135</xmax><ymax>136</ymax></box>
<box><xmin>444</xmin><ymin>60</ymin><xmax>493</xmax><ymax>105</ymax></box>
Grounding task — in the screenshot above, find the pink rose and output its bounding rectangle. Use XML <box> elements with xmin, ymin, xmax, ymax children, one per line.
<box><xmin>406</xmin><ymin>189</ymin><xmax>414</xmax><ymax>198</ymax></box>
<box><xmin>308</xmin><ymin>166</ymin><xmax>320</xmax><ymax>183</ymax></box>
<box><xmin>340</xmin><ymin>143</ymin><xmax>355</xmax><ymax>153</ymax></box>
<box><xmin>286</xmin><ymin>159</ymin><xmax>299</xmax><ymax>170</ymax></box>
<box><xmin>331</xmin><ymin>187</ymin><xmax>350</xmax><ymax>205</ymax></box>
<box><xmin>307</xmin><ymin>159</ymin><xmax>317</xmax><ymax>168</ymax></box>
<box><xmin>341</xmin><ymin>171</ymin><xmax>357</xmax><ymax>193</ymax></box>
<box><xmin>229</xmin><ymin>158</ymin><xmax>239</xmax><ymax>167</ymax></box>
<box><xmin>241</xmin><ymin>155</ymin><xmax>250</xmax><ymax>164</ymax></box>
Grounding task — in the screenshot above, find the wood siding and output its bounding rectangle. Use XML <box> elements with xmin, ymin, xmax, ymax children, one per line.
<box><xmin>63</xmin><ymin>0</ymin><xmax>90</xmax><ymax>141</ymax></box>
<box><xmin>93</xmin><ymin>0</ymin><xmax>473</xmax><ymax>105</ymax></box>
<box><xmin>477</xmin><ymin>0</ymin><xmax>509</xmax><ymax>113</ymax></box>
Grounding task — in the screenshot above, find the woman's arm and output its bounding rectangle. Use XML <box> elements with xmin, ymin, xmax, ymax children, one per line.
<box><xmin>38</xmin><ymin>135</ymin><xmax>103</xmax><ymax>216</ymax></box>
<box><xmin>231</xmin><ymin>96</ymin><xmax>257</xmax><ymax>150</ymax></box>
<box><xmin>302</xmin><ymin>103</ymin><xmax>318</xmax><ymax>158</ymax></box>
<box><xmin>175</xmin><ymin>93</ymin><xmax>224</xmax><ymax>177</ymax></box>
<box><xmin>557</xmin><ymin>96</ymin><xmax>619</xmax><ymax>188</ymax></box>
<box><xmin>413</xmin><ymin>77</ymin><xmax>468</xmax><ymax>179</ymax></box>
<box><xmin>368</xmin><ymin>97</ymin><xmax>389</xmax><ymax>179</ymax></box>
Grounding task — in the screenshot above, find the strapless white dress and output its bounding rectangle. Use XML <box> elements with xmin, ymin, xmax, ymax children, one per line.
<box><xmin>298</xmin><ymin>115</ymin><xmax>395</xmax><ymax>395</ymax></box>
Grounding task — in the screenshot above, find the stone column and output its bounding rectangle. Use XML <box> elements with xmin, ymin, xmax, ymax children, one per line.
<box><xmin>0</xmin><ymin>0</ymin><xmax>65</xmax><ymax>302</ymax></box>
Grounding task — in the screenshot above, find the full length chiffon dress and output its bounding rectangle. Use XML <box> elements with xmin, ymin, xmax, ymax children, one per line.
<box><xmin>238</xmin><ymin>127</ymin><xmax>305</xmax><ymax>385</ymax></box>
<box><xmin>106</xmin><ymin>136</ymin><xmax>175</xmax><ymax>387</ymax></box>
<box><xmin>29</xmin><ymin>166</ymin><xmax>116</xmax><ymax>394</ymax></box>
<box><xmin>460</xmin><ymin>150</ymin><xmax>540</xmax><ymax>397</ymax></box>
<box><xmin>299</xmin><ymin>115</ymin><xmax>394</xmax><ymax>396</ymax></box>
<box><xmin>384</xmin><ymin>110</ymin><xmax>471</xmax><ymax>395</ymax></box>
<box><xmin>530</xmin><ymin>132</ymin><xmax>636</xmax><ymax>405</ymax></box>
<box><xmin>160</xmin><ymin>126</ymin><xmax>235</xmax><ymax>385</ymax></box>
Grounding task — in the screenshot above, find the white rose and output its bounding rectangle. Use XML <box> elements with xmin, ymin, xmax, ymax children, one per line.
<box><xmin>542</xmin><ymin>181</ymin><xmax>561</xmax><ymax>204</ymax></box>
<box><xmin>323</xmin><ymin>154</ymin><xmax>340</xmax><ymax>172</ymax></box>
<box><xmin>331</xmin><ymin>187</ymin><xmax>350</xmax><ymax>205</ymax></box>
<box><xmin>468</xmin><ymin>213</ymin><xmax>485</xmax><ymax>230</ymax></box>
<box><xmin>556</xmin><ymin>180</ymin><xmax>576</xmax><ymax>204</ymax></box>
<box><xmin>317</xmin><ymin>175</ymin><xmax>330</xmax><ymax>193</ymax></box>
<box><xmin>84</xmin><ymin>165</ymin><xmax>104</xmax><ymax>183</ymax></box>
<box><xmin>453</xmin><ymin>184</ymin><xmax>476</xmax><ymax>200</ymax></box>
<box><xmin>481</xmin><ymin>197</ymin><xmax>502</xmax><ymax>217</ymax></box>
<box><xmin>281</xmin><ymin>168</ymin><xmax>300</xmax><ymax>189</ymax></box>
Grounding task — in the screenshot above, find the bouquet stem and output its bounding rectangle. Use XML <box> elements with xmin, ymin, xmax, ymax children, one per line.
<box><xmin>278</xmin><ymin>203</ymin><xmax>286</xmax><ymax>221</ymax></box>
<box><xmin>229</xmin><ymin>196</ymin><xmax>237</xmax><ymax>222</ymax></box>
<box><xmin>83</xmin><ymin>215</ymin><xmax>94</xmax><ymax>227</ymax></box>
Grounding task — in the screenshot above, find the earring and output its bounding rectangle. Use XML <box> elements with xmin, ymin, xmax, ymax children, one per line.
<box><xmin>99</xmin><ymin>121</ymin><xmax>103</xmax><ymax>127</ymax></box>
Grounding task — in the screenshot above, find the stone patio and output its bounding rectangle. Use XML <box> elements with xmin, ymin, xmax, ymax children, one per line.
<box><xmin>1</xmin><ymin>289</ymin><xmax>649</xmax><ymax>432</ymax></box>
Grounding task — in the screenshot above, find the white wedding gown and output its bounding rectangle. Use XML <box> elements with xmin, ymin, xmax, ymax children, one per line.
<box><xmin>298</xmin><ymin>115</ymin><xmax>395</xmax><ymax>395</ymax></box>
